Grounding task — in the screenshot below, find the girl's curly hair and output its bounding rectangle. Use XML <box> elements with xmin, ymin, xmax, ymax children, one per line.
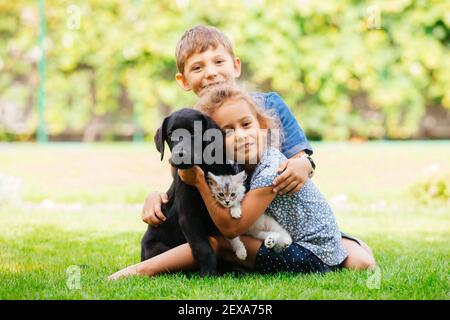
<box><xmin>194</xmin><ymin>85</ymin><xmax>284</xmax><ymax>150</ymax></box>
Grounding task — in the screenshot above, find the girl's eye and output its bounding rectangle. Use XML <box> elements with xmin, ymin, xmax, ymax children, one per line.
<box><xmin>243</xmin><ymin>122</ymin><xmax>251</xmax><ymax>127</ymax></box>
<box><xmin>216</xmin><ymin>60</ymin><xmax>224</xmax><ymax>64</ymax></box>
<box><xmin>192</xmin><ymin>66</ymin><xmax>201</xmax><ymax>72</ymax></box>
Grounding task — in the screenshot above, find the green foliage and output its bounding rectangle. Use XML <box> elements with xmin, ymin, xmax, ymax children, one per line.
<box><xmin>1</xmin><ymin>201</ymin><xmax>449</xmax><ymax>299</ymax></box>
<box><xmin>411</xmin><ymin>172</ymin><xmax>450</xmax><ymax>204</ymax></box>
<box><xmin>1</xmin><ymin>0</ymin><xmax>449</xmax><ymax>140</ymax></box>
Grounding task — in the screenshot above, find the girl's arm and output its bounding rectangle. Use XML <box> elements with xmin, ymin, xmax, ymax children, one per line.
<box><xmin>196</xmin><ymin>178</ymin><xmax>276</xmax><ymax>238</ymax></box>
<box><xmin>178</xmin><ymin>166</ymin><xmax>276</xmax><ymax>239</ymax></box>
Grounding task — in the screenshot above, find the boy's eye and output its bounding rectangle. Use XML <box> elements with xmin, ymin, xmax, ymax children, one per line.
<box><xmin>216</xmin><ymin>60</ymin><xmax>224</xmax><ymax>64</ymax></box>
<box><xmin>243</xmin><ymin>122</ymin><xmax>251</xmax><ymax>127</ymax></box>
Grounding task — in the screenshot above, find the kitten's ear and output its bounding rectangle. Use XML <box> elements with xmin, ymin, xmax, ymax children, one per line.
<box><xmin>236</xmin><ymin>171</ymin><xmax>247</xmax><ymax>183</ymax></box>
<box><xmin>207</xmin><ymin>172</ymin><xmax>218</xmax><ymax>186</ymax></box>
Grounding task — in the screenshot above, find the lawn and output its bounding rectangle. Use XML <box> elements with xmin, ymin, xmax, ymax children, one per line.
<box><xmin>0</xmin><ymin>141</ymin><xmax>449</xmax><ymax>299</ymax></box>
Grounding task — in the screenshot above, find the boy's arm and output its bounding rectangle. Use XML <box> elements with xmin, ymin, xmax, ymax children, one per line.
<box><xmin>265</xmin><ymin>93</ymin><xmax>314</xmax><ymax>194</ymax></box>
<box><xmin>141</xmin><ymin>165</ymin><xmax>176</xmax><ymax>226</ymax></box>
<box><xmin>142</xmin><ymin>191</ymin><xmax>168</xmax><ymax>226</ymax></box>
<box><xmin>264</xmin><ymin>92</ymin><xmax>313</xmax><ymax>157</ymax></box>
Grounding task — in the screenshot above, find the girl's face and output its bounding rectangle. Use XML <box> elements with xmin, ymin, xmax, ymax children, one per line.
<box><xmin>211</xmin><ymin>98</ymin><xmax>264</xmax><ymax>165</ymax></box>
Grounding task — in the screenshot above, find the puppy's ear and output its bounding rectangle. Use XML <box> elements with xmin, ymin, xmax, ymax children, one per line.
<box><xmin>202</xmin><ymin>113</ymin><xmax>219</xmax><ymax>131</ymax></box>
<box><xmin>154</xmin><ymin>118</ymin><xmax>168</xmax><ymax>161</ymax></box>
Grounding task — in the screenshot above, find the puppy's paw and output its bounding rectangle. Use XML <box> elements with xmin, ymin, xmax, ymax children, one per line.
<box><xmin>230</xmin><ymin>207</ymin><xmax>241</xmax><ymax>219</ymax></box>
<box><xmin>264</xmin><ymin>236</ymin><xmax>275</xmax><ymax>249</ymax></box>
<box><xmin>199</xmin><ymin>269</ymin><xmax>218</xmax><ymax>277</ymax></box>
<box><xmin>235</xmin><ymin>247</ymin><xmax>247</xmax><ymax>260</ymax></box>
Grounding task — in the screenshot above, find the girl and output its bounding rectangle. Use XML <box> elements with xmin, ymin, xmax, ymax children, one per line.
<box><xmin>108</xmin><ymin>86</ymin><xmax>375</xmax><ymax>280</ymax></box>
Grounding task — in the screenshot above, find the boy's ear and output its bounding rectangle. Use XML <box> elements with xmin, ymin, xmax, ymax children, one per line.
<box><xmin>175</xmin><ymin>73</ymin><xmax>191</xmax><ymax>91</ymax></box>
<box><xmin>233</xmin><ymin>57</ymin><xmax>242</xmax><ymax>78</ymax></box>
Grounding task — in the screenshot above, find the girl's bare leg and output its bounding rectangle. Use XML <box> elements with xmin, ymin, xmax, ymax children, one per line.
<box><xmin>108</xmin><ymin>238</ymin><xmax>219</xmax><ymax>281</ymax></box>
<box><xmin>341</xmin><ymin>238</ymin><xmax>376</xmax><ymax>270</ymax></box>
<box><xmin>215</xmin><ymin>235</ymin><xmax>263</xmax><ymax>270</ymax></box>
<box><xmin>219</xmin><ymin>236</ymin><xmax>377</xmax><ymax>271</ymax></box>
<box><xmin>107</xmin><ymin>235</ymin><xmax>263</xmax><ymax>281</ymax></box>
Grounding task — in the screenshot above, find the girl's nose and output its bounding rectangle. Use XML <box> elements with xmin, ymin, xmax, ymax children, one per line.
<box><xmin>235</xmin><ymin>128</ymin><xmax>248</xmax><ymax>139</ymax></box>
<box><xmin>235</xmin><ymin>130</ymin><xmax>249</xmax><ymax>145</ymax></box>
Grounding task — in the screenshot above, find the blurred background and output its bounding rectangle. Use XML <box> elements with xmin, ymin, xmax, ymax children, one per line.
<box><xmin>0</xmin><ymin>0</ymin><xmax>449</xmax><ymax>299</ymax></box>
<box><xmin>1</xmin><ymin>0</ymin><xmax>449</xmax><ymax>142</ymax></box>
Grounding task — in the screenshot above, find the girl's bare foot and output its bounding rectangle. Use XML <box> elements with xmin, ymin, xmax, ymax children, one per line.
<box><xmin>107</xmin><ymin>265</ymin><xmax>140</xmax><ymax>281</ymax></box>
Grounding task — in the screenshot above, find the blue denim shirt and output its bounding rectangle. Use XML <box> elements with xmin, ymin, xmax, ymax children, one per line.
<box><xmin>250</xmin><ymin>92</ymin><xmax>313</xmax><ymax>158</ymax></box>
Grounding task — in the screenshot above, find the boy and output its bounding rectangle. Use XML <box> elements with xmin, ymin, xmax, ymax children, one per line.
<box><xmin>140</xmin><ymin>25</ymin><xmax>375</xmax><ymax>271</ymax></box>
<box><xmin>143</xmin><ymin>25</ymin><xmax>314</xmax><ymax>225</ymax></box>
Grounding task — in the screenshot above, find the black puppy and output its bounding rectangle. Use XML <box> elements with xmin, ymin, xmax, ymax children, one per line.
<box><xmin>140</xmin><ymin>108</ymin><xmax>237</xmax><ymax>276</ymax></box>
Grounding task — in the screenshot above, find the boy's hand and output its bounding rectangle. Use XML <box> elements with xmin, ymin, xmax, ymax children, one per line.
<box><xmin>178</xmin><ymin>165</ymin><xmax>204</xmax><ymax>187</ymax></box>
<box><xmin>142</xmin><ymin>191</ymin><xmax>168</xmax><ymax>227</ymax></box>
<box><xmin>272</xmin><ymin>157</ymin><xmax>312</xmax><ymax>195</ymax></box>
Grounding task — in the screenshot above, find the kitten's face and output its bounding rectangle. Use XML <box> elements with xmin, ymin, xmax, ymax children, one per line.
<box><xmin>207</xmin><ymin>171</ymin><xmax>247</xmax><ymax>208</ymax></box>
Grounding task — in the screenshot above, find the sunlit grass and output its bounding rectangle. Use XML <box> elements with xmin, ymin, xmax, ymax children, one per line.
<box><xmin>0</xmin><ymin>142</ymin><xmax>449</xmax><ymax>299</ymax></box>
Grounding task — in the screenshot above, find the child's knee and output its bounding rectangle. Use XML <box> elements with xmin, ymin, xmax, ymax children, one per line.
<box><xmin>208</xmin><ymin>236</ymin><xmax>219</xmax><ymax>253</ymax></box>
<box><xmin>357</xmin><ymin>254</ymin><xmax>376</xmax><ymax>270</ymax></box>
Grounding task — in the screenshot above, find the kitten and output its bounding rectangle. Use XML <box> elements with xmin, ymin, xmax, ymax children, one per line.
<box><xmin>207</xmin><ymin>171</ymin><xmax>292</xmax><ymax>260</ymax></box>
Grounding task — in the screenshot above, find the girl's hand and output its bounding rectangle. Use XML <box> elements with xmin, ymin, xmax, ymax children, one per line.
<box><xmin>272</xmin><ymin>156</ymin><xmax>312</xmax><ymax>195</ymax></box>
<box><xmin>178</xmin><ymin>165</ymin><xmax>205</xmax><ymax>187</ymax></box>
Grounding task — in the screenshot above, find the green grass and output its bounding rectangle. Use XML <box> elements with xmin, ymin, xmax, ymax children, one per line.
<box><xmin>0</xmin><ymin>142</ymin><xmax>449</xmax><ymax>299</ymax></box>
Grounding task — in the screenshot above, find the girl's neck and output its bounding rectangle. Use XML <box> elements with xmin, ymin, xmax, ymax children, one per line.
<box><xmin>243</xmin><ymin>163</ymin><xmax>257</xmax><ymax>175</ymax></box>
<box><xmin>243</xmin><ymin>145</ymin><xmax>267</xmax><ymax>174</ymax></box>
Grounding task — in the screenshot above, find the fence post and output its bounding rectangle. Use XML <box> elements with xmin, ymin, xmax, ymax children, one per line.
<box><xmin>37</xmin><ymin>0</ymin><xmax>48</xmax><ymax>143</ymax></box>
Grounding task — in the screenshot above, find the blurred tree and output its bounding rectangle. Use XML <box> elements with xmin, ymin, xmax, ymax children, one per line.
<box><xmin>0</xmin><ymin>0</ymin><xmax>449</xmax><ymax>141</ymax></box>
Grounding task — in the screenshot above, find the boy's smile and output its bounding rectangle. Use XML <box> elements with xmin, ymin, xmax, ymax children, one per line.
<box><xmin>176</xmin><ymin>45</ymin><xmax>241</xmax><ymax>96</ymax></box>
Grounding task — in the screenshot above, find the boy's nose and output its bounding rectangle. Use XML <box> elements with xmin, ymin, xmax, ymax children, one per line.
<box><xmin>205</xmin><ymin>65</ymin><xmax>218</xmax><ymax>77</ymax></box>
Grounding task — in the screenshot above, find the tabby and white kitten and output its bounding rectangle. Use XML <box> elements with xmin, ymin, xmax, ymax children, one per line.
<box><xmin>207</xmin><ymin>171</ymin><xmax>292</xmax><ymax>260</ymax></box>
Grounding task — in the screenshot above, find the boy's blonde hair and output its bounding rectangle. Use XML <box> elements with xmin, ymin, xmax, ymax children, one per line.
<box><xmin>175</xmin><ymin>25</ymin><xmax>235</xmax><ymax>75</ymax></box>
<box><xmin>194</xmin><ymin>85</ymin><xmax>283</xmax><ymax>149</ymax></box>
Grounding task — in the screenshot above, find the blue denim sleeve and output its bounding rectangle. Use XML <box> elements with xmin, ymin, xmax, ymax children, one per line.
<box><xmin>263</xmin><ymin>92</ymin><xmax>313</xmax><ymax>157</ymax></box>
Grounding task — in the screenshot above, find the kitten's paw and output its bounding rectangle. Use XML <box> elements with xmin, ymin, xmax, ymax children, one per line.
<box><xmin>264</xmin><ymin>236</ymin><xmax>275</xmax><ymax>249</ymax></box>
<box><xmin>230</xmin><ymin>207</ymin><xmax>241</xmax><ymax>219</ymax></box>
<box><xmin>279</xmin><ymin>233</ymin><xmax>293</xmax><ymax>248</ymax></box>
<box><xmin>235</xmin><ymin>247</ymin><xmax>247</xmax><ymax>260</ymax></box>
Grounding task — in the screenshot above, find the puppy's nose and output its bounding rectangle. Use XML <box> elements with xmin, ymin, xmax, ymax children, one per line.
<box><xmin>177</xmin><ymin>149</ymin><xmax>185</xmax><ymax>157</ymax></box>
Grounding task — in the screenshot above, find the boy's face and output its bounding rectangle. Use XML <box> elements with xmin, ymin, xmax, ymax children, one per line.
<box><xmin>176</xmin><ymin>45</ymin><xmax>241</xmax><ymax>97</ymax></box>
